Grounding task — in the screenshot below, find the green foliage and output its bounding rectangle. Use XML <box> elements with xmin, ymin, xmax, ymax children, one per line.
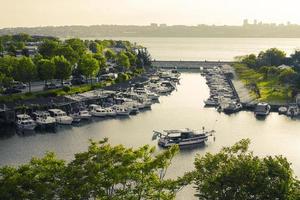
<box><xmin>194</xmin><ymin>139</ymin><xmax>300</xmax><ymax>200</ymax></box>
<box><xmin>37</xmin><ymin>59</ymin><xmax>55</xmax><ymax>83</ymax></box>
<box><xmin>279</xmin><ymin>68</ymin><xmax>297</xmax><ymax>83</ymax></box>
<box><xmin>38</xmin><ymin>40</ymin><xmax>59</xmax><ymax>58</ymax></box>
<box><xmin>0</xmin><ymin>140</ymin><xmax>189</xmax><ymax>200</ymax></box>
<box><xmin>257</xmin><ymin>48</ymin><xmax>286</xmax><ymax>66</ymax></box>
<box><xmin>93</xmin><ymin>53</ymin><xmax>107</xmax><ymax>70</ymax></box>
<box><xmin>52</xmin><ymin>56</ymin><xmax>72</xmax><ymax>84</ymax></box>
<box><xmin>13</xmin><ymin>57</ymin><xmax>37</xmax><ymax>92</ymax></box>
<box><xmin>64</xmin><ymin>38</ymin><xmax>86</xmax><ymax>55</ymax></box>
<box><xmin>77</xmin><ymin>53</ymin><xmax>99</xmax><ymax>84</ymax></box>
<box><xmin>105</xmin><ymin>49</ymin><xmax>116</xmax><ymax>61</ymax></box>
<box><xmin>117</xmin><ymin>51</ymin><xmax>130</xmax><ymax>69</ymax></box>
<box><xmin>55</xmin><ymin>45</ymin><xmax>79</xmax><ymax>65</ymax></box>
<box><xmin>62</xmin><ymin>86</ymin><xmax>71</xmax><ymax>92</ymax></box>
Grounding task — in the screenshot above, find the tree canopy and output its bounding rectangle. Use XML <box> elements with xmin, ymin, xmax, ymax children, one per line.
<box><xmin>194</xmin><ymin>139</ymin><xmax>300</xmax><ymax>200</ymax></box>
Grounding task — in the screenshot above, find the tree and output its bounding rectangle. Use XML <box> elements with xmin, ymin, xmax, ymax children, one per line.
<box><xmin>125</xmin><ymin>51</ymin><xmax>137</xmax><ymax>66</ymax></box>
<box><xmin>104</xmin><ymin>49</ymin><xmax>116</xmax><ymax>61</ymax></box>
<box><xmin>0</xmin><ymin>40</ymin><xmax>4</xmax><ymax>55</ymax></box>
<box><xmin>291</xmin><ymin>50</ymin><xmax>300</xmax><ymax>67</ymax></box>
<box><xmin>137</xmin><ymin>48</ymin><xmax>152</xmax><ymax>67</ymax></box>
<box><xmin>55</xmin><ymin>45</ymin><xmax>79</xmax><ymax>65</ymax></box>
<box><xmin>89</xmin><ymin>41</ymin><xmax>103</xmax><ymax>53</ymax></box>
<box><xmin>239</xmin><ymin>54</ymin><xmax>257</xmax><ymax>68</ymax></box>
<box><xmin>0</xmin><ymin>152</ymin><xmax>65</xmax><ymax>200</ymax></box>
<box><xmin>117</xmin><ymin>51</ymin><xmax>130</xmax><ymax>70</ymax></box>
<box><xmin>13</xmin><ymin>57</ymin><xmax>37</xmax><ymax>92</ymax></box>
<box><xmin>65</xmin><ymin>38</ymin><xmax>86</xmax><ymax>56</ymax></box>
<box><xmin>52</xmin><ymin>56</ymin><xmax>72</xmax><ymax>85</ymax></box>
<box><xmin>0</xmin><ymin>140</ymin><xmax>191</xmax><ymax>200</ymax></box>
<box><xmin>77</xmin><ymin>54</ymin><xmax>99</xmax><ymax>84</ymax></box>
<box><xmin>93</xmin><ymin>53</ymin><xmax>107</xmax><ymax>71</ymax></box>
<box><xmin>279</xmin><ymin>68</ymin><xmax>297</xmax><ymax>83</ymax></box>
<box><xmin>257</xmin><ymin>48</ymin><xmax>286</xmax><ymax>67</ymax></box>
<box><xmin>194</xmin><ymin>139</ymin><xmax>300</xmax><ymax>200</ymax></box>
<box><xmin>38</xmin><ymin>40</ymin><xmax>59</xmax><ymax>58</ymax></box>
<box><xmin>37</xmin><ymin>59</ymin><xmax>56</xmax><ymax>85</ymax></box>
<box><xmin>0</xmin><ymin>55</ymin><xmax>18</xmax><ymax>77</ymax></box>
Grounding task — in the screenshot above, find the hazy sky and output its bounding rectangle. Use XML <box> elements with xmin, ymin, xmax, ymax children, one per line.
<box><xmin>1</xmin><ymin>0</ymin><xmax>300</xmax><ymax>28</ymax></box>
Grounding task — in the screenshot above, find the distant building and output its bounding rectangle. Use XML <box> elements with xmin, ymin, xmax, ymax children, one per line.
<box><xmin>254</xmin><ymin>19</ymin><xmax>257</xmax><ymax>25</ymax></box>
<box><xmin>150</xmin><ymin>23</ymin><xmax>158</xmax><ymax>28</ymax></box>
<box><xmin>243</xmin><ymin>19</ymin><xmax>249</xmax><ymax>26</ymax></box>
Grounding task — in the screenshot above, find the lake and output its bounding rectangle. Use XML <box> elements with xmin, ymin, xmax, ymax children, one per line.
<box><xmin>1</xmin><ymin>72</ymin><xmax>300</xmax><ymax>199</ymax></box>
<box><xmin>90</xmin><ymin>37</ymin><xmax>300</xmax><ymax>61</ymax></box>
<box><xmin>2</xmin><ymin>37</ymin><xmax>300</xmax><ymax>199</ymax></box>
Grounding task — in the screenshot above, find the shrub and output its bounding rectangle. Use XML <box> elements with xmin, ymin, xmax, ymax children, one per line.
<box><xmin>62</xmin><ymin>86</ymin><xmax>71</xmax><ymax>93</ymax></box>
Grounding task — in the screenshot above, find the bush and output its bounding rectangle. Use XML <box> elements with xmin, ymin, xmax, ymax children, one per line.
<box><xmin>62</xmin><ymin>86</ymin><xmax>71</xmax><ymax>93</ymax></box>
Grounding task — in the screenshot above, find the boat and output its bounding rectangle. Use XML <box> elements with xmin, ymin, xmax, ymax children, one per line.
<box><xmin>32</xmin><ymin>111</ymin><xmax>56</xmax><ymax>128</ymax></box>
<box><xmin>16</xmin><ymin>114</ymin><xmax>37</xmax><ymax>131</ymax></box>
<box><xmin>89</xmin><ymin>104</ymin><xmax>107</xmax><ymax>117</ymax></box>
<box><xmin>48</xmin><ymin>109</ymin><xmax>73</xmax><ymax>125</ymax></box>
<box><xmin>254</xmin><ymin>102</ymin><xmax>271</xmax><ymax>117</ymax></box>
<box><xmin>286</xmin><ymin>105</ymin><xmax>299</xmax><ymax>117</ymax></box>
<box><xmin>278</xmin><ymin>106</ymin><xmax>288</xmax><ymax>115</ymax></box>
<box><xmin>70</xmin><ymin>110</ymin><xmax>92</xmax><ymax>122</ymax></box>
<box><xmin>152</xmin><ymin>127</ymin><xmax>215</xmax><ymax>148</ymax></box>
<box><xmin>222</xmin><ymin>102</ymin><xmax>242</xmax><ymax>114</ymax></box>
<box><xmin>104</xmin><ymin>107</ymin><xmax>117</xmax><ymax>117</ymax></box>
<box><xmin>113</xmin><ymin>105</ymin><xmax>130</xmax><ymax>116</ymax></box>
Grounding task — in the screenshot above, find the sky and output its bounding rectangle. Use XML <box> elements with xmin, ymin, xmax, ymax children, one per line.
<box><xmin>0</xmin><ymin>0</ymin><xmax>300</xmax><ymax>28</ymax></box>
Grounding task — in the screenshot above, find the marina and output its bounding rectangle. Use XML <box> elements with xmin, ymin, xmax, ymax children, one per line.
<box><xmin>2</xmin><ymin>72</ymin><xmax>300</xmax><ymax>199</ymax></box>
<box><xmin>0</xmin><ymin>69</ymin><xmax>180</xmax><ymax>132</ymax></box>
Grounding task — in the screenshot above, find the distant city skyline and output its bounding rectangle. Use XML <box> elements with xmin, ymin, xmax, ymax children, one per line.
<box><xmin>1</xmin><ymin>0</ymin><xmax>300</xmax><ymax>28</ymax></box>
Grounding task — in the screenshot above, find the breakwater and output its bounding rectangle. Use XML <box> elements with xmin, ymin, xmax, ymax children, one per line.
<box><xmin>152</xmin><ymin>60</ymin><xmax>234</xmax><ymax>69</ymax></box>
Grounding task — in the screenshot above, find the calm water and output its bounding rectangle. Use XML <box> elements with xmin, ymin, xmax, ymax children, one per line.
<box><xmin>1</xmin><ymin>72</ymin><xmax>300</xmax><ymax>199</ymax></box>
<box><xmin>92</xmin><ymin>37</ymin><xmax>300</xmax><ymax>61</ymax></box>
<box><xmin>3</xmin><ymin>37</ymin><xmax>300</xmax><ymax>199</ymax></box>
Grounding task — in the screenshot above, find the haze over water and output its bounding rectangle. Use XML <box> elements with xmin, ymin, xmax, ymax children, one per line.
<box><xmin>93</xmin><ymin>37</ymin><xmax>300</xmax><ymax>61</ymax></box>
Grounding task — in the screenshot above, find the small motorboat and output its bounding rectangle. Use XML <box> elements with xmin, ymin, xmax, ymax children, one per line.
<box><xmin>70</xmin><ymin>110</ymin><xmax>92</xmax><ymax>122</ymax></box>
<box><xmin>33</xmin><ymin>111</ymin><xmax>56</xmax><ymax>129</ymax></box>
<box><xmin>254</xmin><ymin>102</ymin><xmax>271</xmax><ymax>117</ymax></box>
<box><xmin>16</xmin><ymin>114</ymin><xmax>37</xmax><ymax>131</ymax></box>
<box><xmin>152</xmin><ymin>127</ymin><xmax>215</xmax><ymax>148</ymax></box>
<box><xmin>89</xmin><ymin>104</ymin><xmax>107</xmax><ymax>117</ymax></box>
<box><xmin>48</xmin><ymin>109</ymin><xmax>73</xmax><ymax>125</ymax></box>
<box><xmin>222</xmin><ymin>101</ymin><xmax>242</xmax><ymax>114</ymax></box>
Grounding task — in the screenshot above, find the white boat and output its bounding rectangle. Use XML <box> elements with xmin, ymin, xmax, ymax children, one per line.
<box><xmin>222</xmin><ymin>102</ymin><xmax>242</xmax><ymax>114</ymax></box>
<box><xmin>16</xmin><ymin>114</ymin><xmax>37</xmax><ymax>131</ymax></box>
<box><xmin>33</xmin><ymin>111</ymin><xmax>56</xmax><ymax>128</ymax></box>
<box><xmin>286</xmin><ymin>105</ymin><xmax>299</xmax><ymax>117</ymax></box>
<box><xmin>134</xmin><ymin>89</ymin><xmax>159</xmax><ymax>101</ymax></box>
<box><xmin>152</xmin><ymin>128</ymin><xmax>215</xmax><ymax>148</ymax></box>
<box><xmin>113</xmin><ymin>105</ymin><xmax>130</xmax><ymax>116</ymax></box>
<box><xmin>105</xmin><ymin>107</ymin><xmax>117</xmax><ymax>117</ymax></box>
<box><xmin>48</xmin><ymin>109</ymin><xmax>73</xmax><ymax>125</ymax></box>
<box><xmin>89</xmin><ymin>104</ymin><xmax>107</xmax><ymax>117</ymax></box>
<box><xmin>254</xmin><ymin>103</ymin><xmax>271</xmax><ymax>117</ymax></box>
<box><xmin>70</xmin><ymin>110</ymin><xmax>92</xmax><ymax>122</ymax></box>
<box><xmin>278</xmin><ymin>106</ymin><xmax>288</xmax><ymax>115</ymax></box>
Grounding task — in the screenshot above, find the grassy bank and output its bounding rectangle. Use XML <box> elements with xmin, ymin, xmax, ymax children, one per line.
<box><xmin>233</xmin><ymin>63</ymin><xmax>292</xmax><ymax>104</ymax></box>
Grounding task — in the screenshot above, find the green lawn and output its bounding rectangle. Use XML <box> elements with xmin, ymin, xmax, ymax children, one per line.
<box><xmin>233</xmin><ymin>63</ymin><xmax>291</xmax><ymax>104</ymax></box>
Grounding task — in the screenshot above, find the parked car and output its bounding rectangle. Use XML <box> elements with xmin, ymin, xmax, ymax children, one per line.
<box><xmin>3</xmin><ymin>88</ymin><xmax>22</xmax><ymax>94</ymax></box>
<box><xmin>44</xmin><ymin>83</ymin><xmax>59</xmax><ymax>90</ymax></box>
<box><xmin>12</xmin><ymin>81</ymin><xmax>27</xmax><ymax>89</ymax></box>
<box><xmin>62</xmin><ymin>81</ymin><xmax>72</xmax><ymax>87</ymax></box>
<box><xmin>71</xmin><ymin>76</ymin><xmax>87</xmax><ymax>85</ymax></box>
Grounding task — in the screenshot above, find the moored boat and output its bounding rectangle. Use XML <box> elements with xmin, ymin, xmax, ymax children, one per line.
<box><xmin>152</xmin><ymin>128</ymin><xmax>215</xmax><ymax>148</ymax></box>
<box><xmin>33</xmin><ymin>111</ymin><xmax>56</xmax><ymax>129</ymax></box>
<box><xmin>254</xmin><ymin>102</ymin><xmax>271</xmax><ymax>117</ymax></box>
<box><xmin>16</xmin><ymin>114</ymin><xmax>37</xmax><ymax>131</ymax></box>
<box><xmin>48</xmin><ymin>109</ymin><xmax>73</xmax><ymax>125</ymax></box>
